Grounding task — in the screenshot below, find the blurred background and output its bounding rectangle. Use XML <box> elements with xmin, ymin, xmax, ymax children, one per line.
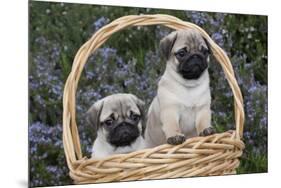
<box><xmin>29</xmin><ymin>1</ymin><xmax>268</xmax><ymax>187</ymax></box>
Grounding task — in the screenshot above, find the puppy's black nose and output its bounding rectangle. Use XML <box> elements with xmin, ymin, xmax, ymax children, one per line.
<box><xmin>188</xmin><ymin>54</ymin><xmax>203</xmax><ymax>64</ymax></box>
<box><xmin>108</xmin><ymin>121</ymin><xmax>140</xmax><ymax>147</ymax></box>
<box><xmin>178</xmin><ymin>53</ymin><xmax>208</xmax><ymax>80</ymax></box>
<box><xmin>120</xmin><ymin>122</ymin><xmax>127</xmax><ymax>127</ymax></box>
<box><xmin>120</xmin><ymin>123</ymin><xmax>133</xmax><ymax>137</ymax></box>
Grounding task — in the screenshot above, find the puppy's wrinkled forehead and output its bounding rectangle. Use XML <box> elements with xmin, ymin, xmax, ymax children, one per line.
<box><xmin>100</xmin><ymin>94</ymin><xmax>140</xmax><ymax>121</ymax></box>
<box><xmin>173</xmin><ymin>30</ymin><xmax>207</xmax><ymax>52</ymax></box>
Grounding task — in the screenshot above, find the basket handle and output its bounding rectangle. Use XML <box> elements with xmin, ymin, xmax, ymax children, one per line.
<box><xmin>62</xmin><ymin>14</ymin><xmax>245</xmax><ymax>166</ymax></box>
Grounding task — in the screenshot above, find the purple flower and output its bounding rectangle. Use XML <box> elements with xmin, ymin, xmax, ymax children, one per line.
<box><xmin>212</xmin><ymin>32</ymin><xmax>224</xmax><ymax>47</ymax></box>
<box><xmin>92</xmin><ymin>17</ymin><xmax>110</xmax><ymax>31</ymax></box>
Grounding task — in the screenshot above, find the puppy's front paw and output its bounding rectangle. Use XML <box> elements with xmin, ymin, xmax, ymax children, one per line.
<box><xmin>199</xmin><ymin>127</ymin><xmax>216</xmax><ymax>136</ymax></box>
<box><xmin>167</xmin><ymin>135</ymin><xmax>186</xmax><ymax>145</ymax></box>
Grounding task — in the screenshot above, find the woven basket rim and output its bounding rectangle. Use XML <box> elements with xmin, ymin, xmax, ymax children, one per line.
<box><xmin>62</xmin><ymin>14</ymin><xmax>245</xmax><ymax>183</ymax></box>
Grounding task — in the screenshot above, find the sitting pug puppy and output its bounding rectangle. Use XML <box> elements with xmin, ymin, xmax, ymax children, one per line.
<box><xmin>87</xmin><ymin>93</ymin><xmax>146</xmax><ymax>158</ymax></box>
<box><xmin>145</xmin><ymin>29</ymin><xmax>215</xmax><ymax>148</ymax></box>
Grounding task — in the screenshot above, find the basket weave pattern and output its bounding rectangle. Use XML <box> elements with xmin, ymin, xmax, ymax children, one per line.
<box><xmin>62</xmin><ymin>14</ymin><xmax>245</xmax><ymax>184</ymax></box>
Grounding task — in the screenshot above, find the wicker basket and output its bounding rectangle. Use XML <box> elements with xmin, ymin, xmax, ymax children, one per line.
<box><xmin>62</xmin><ymin>14</ymin><xmax>245</xmax><ymax>184</ymax></box>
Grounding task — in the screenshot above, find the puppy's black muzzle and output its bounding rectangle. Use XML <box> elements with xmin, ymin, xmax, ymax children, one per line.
<box><xmin>108</xmin><ymin>122</ymin><xmax>140</xmax><ymax>147</ymax></box>
<box><xmin>178</xmin><ymin>53</ymin><xmax>208</xmax><ymax>80</ymax></box>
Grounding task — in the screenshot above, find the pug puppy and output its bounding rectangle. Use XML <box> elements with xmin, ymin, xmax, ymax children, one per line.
<box><xmin>145</xmin><ymin>29</ymin><xmax>215</xmax><ymax>148</ymax></box>
<box><xmin>87</xmin><ymin>93</ymin><xmax>146</xmax><ymax>159</ymax></box>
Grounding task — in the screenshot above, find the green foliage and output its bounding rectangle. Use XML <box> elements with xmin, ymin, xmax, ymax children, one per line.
<box><xmin>238</xmin><ymin>152</ymin><xmax>268</xmax><ymax>173</ymax></box>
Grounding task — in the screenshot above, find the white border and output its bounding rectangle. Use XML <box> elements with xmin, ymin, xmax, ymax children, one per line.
<box><xmin>1</xmin><ymin>0</ymin><xmax>280</xmax><ymax>188</ymax></box>
<box><xmin>35</xmin><ymin>0</ymin><xmax>269</xmax><ymax>15</ymax></box>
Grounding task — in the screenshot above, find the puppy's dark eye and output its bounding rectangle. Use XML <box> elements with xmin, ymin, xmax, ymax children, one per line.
<box><xmin>104</xmin><ymin>119</ymin><xmax>113</xmax><ymax>126</ymax></box>
<box><xmin>201</xmin><ymin>46</ymin><xmax>209</xmax><ymax>55</ymax></box>
<box><xmin>129</xmin><ymin>111</ymin><xmax>140</xmax><ymax>122</ymax></box>
<box><xmin>175</xmin><ymin>48</ymin><xmax>187</xmax><ymax>58</ymax></box>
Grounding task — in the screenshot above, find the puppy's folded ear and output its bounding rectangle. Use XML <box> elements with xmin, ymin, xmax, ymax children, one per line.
<box><xmin>86</xmin><ymin>101</ymin><xmax>104</xmax><ymax>138</ymax></box>
<box><xmin>130</xmin><ymin>95</ymin><xmax>146</xmax><ymax>136</ymax></box>
<box><xmin>160</xmin><ymin>31</ymin><xmax>178</xmax><ymax>60</ymax></box>
<box><xmin>203</xmin><ymin>36</ymin><xmax>212</xmax><ymax>55</ymax></box>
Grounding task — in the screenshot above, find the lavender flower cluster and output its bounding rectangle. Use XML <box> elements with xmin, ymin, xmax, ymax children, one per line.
<box><xmin>29</xmin><ymin>122</ymin><xmax>70</xmax><ymax>187</ymax></box>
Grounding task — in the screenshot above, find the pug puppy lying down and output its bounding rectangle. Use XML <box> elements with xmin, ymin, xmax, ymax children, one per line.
<box><xmin>87</xmin><ymin>93</ymin><xmax>146</xmax><ymax>159</ymax></box>
<box><xmin>145</xmin><ymin>29</ymin><xmax>215</xmax><ymax>148</ymax></box>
